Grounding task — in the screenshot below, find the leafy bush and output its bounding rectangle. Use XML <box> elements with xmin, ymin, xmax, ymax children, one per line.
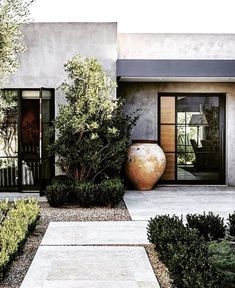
<box><xmin>167</xmin><ymin>229</ymin><xmax>224</xmax><ymax>288</ymax></box>
<box><xmin>147</xmin><ymin>214</ymin><xmax>225</xmax><ymax>288</ymax></box>
<box><xmin>186</xmin><ymin>212</ymin><xmax>226</xmax><ymax>241</ymax></box>
<box><xmin>73</xmin><ymin>181</ymin><xmax>97</xmax><ymax>207</ymax></box>
<box><xmin>228</xmin><ymin>212</ymin><xmax>235</xmax><ymax>237</ymax></box>
<box><xmin>0</xmin><ymin>199</ymin><xmax>40</xmax><ymax>280</ymax></box>
<box><xmin>147</xmin><ymin>215</ymin><xmax>185</xmax><ymax>263</ymax></box>
<box><xmin>48</xmin><ymin>54</ymin><xmax>139</xmax><ymax>183</ymax></box>
<box><xmin>51</xmin><ymin>175</ymin><xmax>70</xmax><ymax>185</ymax></box>
<box><xmin>73</xmin><ymin>178</ymin><xmax>124</xmax><ymax>207</ymax></box>
<box><xmin>97</xmin><ymin>178</ymin><xmax>125</xmax><ymax>207</ymax></box>
<box><xmin>209</xmin><ymin>240</ymin><xmax>235</xmax><ymax>288</ymax></box>
<box><xmin>46</xmin><ymin>182</ymin><xmax>69</xmax><ymax>207</ymax></box>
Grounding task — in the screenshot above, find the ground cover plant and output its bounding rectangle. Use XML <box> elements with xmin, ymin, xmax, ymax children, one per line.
<box><xmin>0</xmin><ymin>199</ymin><xmax>40</xmax><ymax>280</ymax></box>
<box><xmin>147</xmin><ymin>212</ymin><xmax>235</xmax><ymax>288</ymax></box>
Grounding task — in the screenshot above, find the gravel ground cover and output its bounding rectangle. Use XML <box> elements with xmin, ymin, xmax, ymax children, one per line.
<box><xmin>0</xmin><ymin>201</ymin><xmax>171</xmax><ymax>288</ymax></box>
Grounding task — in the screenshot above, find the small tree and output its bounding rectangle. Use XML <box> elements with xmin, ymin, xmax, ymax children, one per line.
<box><xmin>0</xmin><ymin>0</ymin><xmax>34</xmax><ymax>87</ymax></box>
<box><xmin>50</xmin><ymin>54</ymin><xmax>139</xmax><ymax>182</ymax></box>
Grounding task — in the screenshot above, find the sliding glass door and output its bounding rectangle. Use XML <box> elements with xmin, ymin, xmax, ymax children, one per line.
<box><xmin>0</xmin><ymin>89</ymin><xmax>54</xmax><ymax>192</ymax></box>
<box><xmin>159</xmin><ymin>94</ymin><xmax>225</xmax><ymax>184</ymax></box>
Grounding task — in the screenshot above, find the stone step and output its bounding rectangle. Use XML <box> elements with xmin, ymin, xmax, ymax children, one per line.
<box><xmin>41</xmin><ymin>221</ymin><xmax>149</xmax><ymax>246</ymax></box>
<box><xmin>20</xmin><ymin>246</ymin><xmax>160</xmax><ymax>288</ymax></box>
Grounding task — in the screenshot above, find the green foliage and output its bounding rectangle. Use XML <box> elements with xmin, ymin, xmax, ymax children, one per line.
<box><xmin>46</xmin><ymin>177</ymin><xmax>125</xmax><ymax>208</ymax></box>
<box><xmin>228</xmin><ymin>212</ymin><xmax>235</xmax><ymax>236</ymax></box>
<box><xmin>209</xmin><ymin>240</ymin><xmax>235</xmax><ymax>287</ymax></box>
<box><xmin>0</xmin><ymin>199</ymin><xmax>39</xmax><ymax>279</ymax></box>
<box><xmin>46</xmin><ymin>182</ymin><xmax>69</xmax><ymax>207</ymax></box>
<box><xmin>147</xmin><ymin>214</ymin><xmax>225</xmax><ymax>288</ymax></box>
<box><xmin>97</xmin><ymin>178</ymin><xmax>125</xmax><ymax>207</ymax></box>
<box><xmin>186</xmin><ymin>212</ymin><xmax>226</xmax><ymax>241</ymax></box>
<box><xmin>147</xmin><ymin>215</ymin><xmax>185</xmax><ymax>264</ymax></box>
<box><xmin>73</xmin><ymin>181</ymin><xmax>98</xmax><ymax>207</ymax></box>
<box><xmin>49</xmin><ymin>54</ymin><xmax>139</xmax><ymax>182</ymax></box>
<box><xmin>0</xmin><ymin>0</ymin><xmax>34</xmax><ymax>87</ymax></box>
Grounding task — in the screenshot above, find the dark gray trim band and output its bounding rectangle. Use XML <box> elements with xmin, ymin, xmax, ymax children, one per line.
<box><xmin>117</xmin><ymin>59</ymin><xmax>235</xmax><ymax>77</ymax></box>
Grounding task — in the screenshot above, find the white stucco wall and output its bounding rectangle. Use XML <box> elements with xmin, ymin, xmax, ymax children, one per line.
<box><xmin>118</xmin><ymin>33</ymin><xmax>235</xmax><ymax>59</ymax></box>
<box><xmin>6</xmin><ymin>22</ymin><xmax>118</xmax><ymax>110</ymax></box>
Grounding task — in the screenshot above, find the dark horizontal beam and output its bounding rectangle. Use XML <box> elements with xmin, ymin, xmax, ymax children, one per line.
<box><xmin>117</xmin><ymin>59</ymin><xmax>235</xmax><ymax>78</ymax></box>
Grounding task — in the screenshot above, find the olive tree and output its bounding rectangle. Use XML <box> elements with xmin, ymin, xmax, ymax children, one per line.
<box><xmin>0</xmin><ymin>0</ymin><xmax>34</xmax><ymax>87</ymax></box>
<box><xmin>50</xmin><ymin>54</ymin><xmax>139</xmax><ymax>182</ymax></box>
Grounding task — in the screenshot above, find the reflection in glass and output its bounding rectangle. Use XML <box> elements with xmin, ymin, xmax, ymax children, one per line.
<box><xmin>0</xmin><ymin>158</ymin><xmax>18</xmax><ymax>187</ymax></box>
<box><xmin>177</xmin><ymin>96</ymin><xmax>220</xmax><ymax>181</ymax></box>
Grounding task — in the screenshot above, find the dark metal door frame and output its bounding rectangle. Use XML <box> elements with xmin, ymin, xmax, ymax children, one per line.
<box><xmin>158</xmin><ymin>92</ymin><xmax>226</xmax><ymax>185</ymax></box>
<box><xmin>0</xmin><ymin>88</ymin><xmax>55</xmax><ymax>192</ymax></box>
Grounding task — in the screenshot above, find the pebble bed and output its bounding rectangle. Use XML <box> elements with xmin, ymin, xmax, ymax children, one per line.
<box><xmin>0</xmin><ymin>201</ymin><xmax>171</xmax><ymax>288</ymax></box>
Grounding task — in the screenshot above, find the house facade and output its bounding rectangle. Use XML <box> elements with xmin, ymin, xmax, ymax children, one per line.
<box><xmin>1</xmin><ymin>22</ymin><xmax>235</xmax><ymax>191</ymax></box>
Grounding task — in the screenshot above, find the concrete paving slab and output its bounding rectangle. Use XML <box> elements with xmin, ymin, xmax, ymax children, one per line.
<box><xmin>0</xmin><ymin>192</ymin><xmax>46</xmax><ymax>202</ymax></box>
<box><xmin>124</xmin><ymin>187</ymin><xmax>235</xmax><ymax>221</ymax></box>
<box><xmin>41</xmin><ymin>221</ymin><xmax>149</xmax><ymax>245</ymax></box>
<box><xmin>20</xmin><ymin>246</ymin><xmax>160</xmax><ymax>288</ymax></box>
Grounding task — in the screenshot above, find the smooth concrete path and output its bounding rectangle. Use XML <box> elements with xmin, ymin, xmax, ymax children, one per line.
<box><xmin>41</xmin><ymin>221</ymin><xmax>149</xmax><ymax>246</ymax></box>
<box><xmin>0</xmin><ymin>192</ymin><xmax>46</xmax><ymax>202</ymax></box>
<box><xmin>20</xmin><ymin>246</ymin><xmax>159</xmax><ymax>288</ymax></box>
<box><xmin>124</xmin><ymin>186</ymin><xmax>235</xmax><ymax>221</ymax></box>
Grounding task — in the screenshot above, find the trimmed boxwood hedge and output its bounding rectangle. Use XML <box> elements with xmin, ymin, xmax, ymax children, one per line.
<box><xmin>147</xmin><ymin>214</ymin><xmax>225</xmax><ymax>288</ymax></box>
<box><xmin>46</xmin><ymin>177</ymin><xmax>125</xmax><ymax>208</ymax></box>
<box><xmin>0</xmin><ymin>199</ymin><xmax>40</xmax><ymax>280</ymax></box>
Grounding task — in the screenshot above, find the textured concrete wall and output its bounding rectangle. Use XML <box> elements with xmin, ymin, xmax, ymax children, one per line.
<box><xmin>6</xmin><ymin>22</ymin><xmax>117</xmax><ymax>109</ymax></box>
<box><xmin>119</xmin><ymin>82</ymin><xmax>235</xmax><ymax>185</ymax></box>
<box><xmin>118</xmin><ymin>34</ymin><xmax>235</xmax><ymax>59</ymax></box>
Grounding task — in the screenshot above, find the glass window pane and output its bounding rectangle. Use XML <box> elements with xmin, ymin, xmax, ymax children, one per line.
<box><xmin>0</xmin><ymin>124</ymin><xmax>18</xmax><ymax>157</ymax></box>
<box><xmin>0</xmin><ymin>158</ymin><xmax>18</xmax><ymax>187</ymax></box>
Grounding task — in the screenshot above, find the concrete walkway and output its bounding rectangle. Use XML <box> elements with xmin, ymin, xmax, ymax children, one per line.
<box><xmin>124</xmin><ymin>186</ymin><xmax>235</xmax><ymax>221</ymax></box>
<box><xmin>21</xmin><ymin>221</ymin><xmax>159</xmax><ymax>288</ymax></box>
<box><xmin>41</xmin><ymin>221</ymin><xmax>149</xmax><ymax>245</ymax></box>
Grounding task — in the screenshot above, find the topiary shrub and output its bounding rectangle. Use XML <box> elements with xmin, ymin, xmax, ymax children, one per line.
<box><xmin>209</xmin><ymin>240</ymin><xmax>235</xmax><ymax>288</ymax></box>
<box><xmin>147</xmin><ymin>215</ymin><xmax>185</xmax><ymax>264</ymax></box>
<box><xmin>73</xmin><ymin>181</ymin><xmax>98</xmax><ymax>207</ymax></box>
<box><xmin>186</xmin><ymin>212</ymin><xmax>226</xmax><ymax>241</ymax></box>
<box><xmin>228</xmin><ymin>212</ymin><xmax>235</xmax><ymax>237</ymax></box>
<box><xmin>46</xmin><ymin>182</ymin><xmax>68</xmax><ymax>207</ymax></box>
<box><xmin>97</xmin><ymin>178</ymin><xmax>125</xmax><ymax>207</ymax></box>
<box><xmin>147</xmin><ymin>214</ymin><xmax>225</xmax><ymax>288</ymax></box>
<box><xmin>167</xmin><ymin>229</ymin><xmax>224</xmax><ymax>288</ymax></box>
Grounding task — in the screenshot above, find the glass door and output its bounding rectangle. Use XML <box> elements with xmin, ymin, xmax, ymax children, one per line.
<box><xmin>159</xmin><ymin>94</ymin><xmax>225</xmax><ymax>184</ymax></box>
<box><xmin>20</xmin><ymin>89</ymin><xmax>54</xmax><ymax>191</ymax></box>
<box><xmin>0</xmin><ymin>90</ymin><xmax>19</xmax><ymax>191</ymax></box>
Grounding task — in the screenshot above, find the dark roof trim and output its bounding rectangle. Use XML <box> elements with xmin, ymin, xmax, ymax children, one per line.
<box><xmin>117</xmin><ymin>59</ymin><xmax>235</xmax><ymax>77</ymax></box>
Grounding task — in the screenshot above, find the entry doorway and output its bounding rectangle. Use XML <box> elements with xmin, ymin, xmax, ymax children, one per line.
<box><xmin>0</xmin><ymin>89</ymin><xmax>54</xmax><ymax>192</ymax></box>
<box><xmin>159</xmin><ymin>93</ymin><xmax>225</xmax><ymax>184</ymax></box>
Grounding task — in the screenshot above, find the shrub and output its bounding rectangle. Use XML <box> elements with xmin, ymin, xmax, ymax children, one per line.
<box><xmin>228</xmin><ymin>212</ymin><xmax>235</xmax><ymax>236</ymax></box>
<box><xmin>51</xmin><ymin>175</ymin><xmax>70</xmax><ymax>185</ymax></box>
<box><xmin>147</xmin><ymin>214</ymin><xmax>225</xmax><ymax>288</ymax></box>
<box><xmin>97</xmin><ymin>178</ymin><xmax>125</xmax><ymax>207</ymax></box>
<box><xmin>73</xmin><ymin>178</ymin><xmax>125</xmax><ymax>207</ymax></box>
<box><xmin>209</xmin><ymin>240</ymin><xmax>235</xmax><ymax>288</ymax></box>
<box><xmin>147</xmin><ymin>215</ymin><xmax>185</xmax><ymax>263</ymax></box>
<box><xmin>46</xmin><ymin>182</ymin><xmax>68</xmax><ymax>207</ymax></box>
<box><xmin>0</xmin><ymin>199</ymin><xmax>40</xmax><ymax>280</ymax></box>
<box><xmin>73</xmin><ymin>181</ymin><xmax>97</xmax><ymax>207</ymax></box>
<box><xmin>186</xmin><ymin>212</ymin><xmax>226</xmax><ymax>241</ymax></box>
<box><xmin>48</xmin><ymin>54</ymin><xmax>140</xmax><ymax>183</ymax></box>
<box><xmin>167</xmin><ymin>229</ymin><xmax>224</xmax><ymax>288</ymax></box>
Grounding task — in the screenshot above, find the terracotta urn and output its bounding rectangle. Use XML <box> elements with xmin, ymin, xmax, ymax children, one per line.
<box><xmin>125</xmin><ymin>140</ymin><xmax>166</xmax><ymax>190</ymax></box>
